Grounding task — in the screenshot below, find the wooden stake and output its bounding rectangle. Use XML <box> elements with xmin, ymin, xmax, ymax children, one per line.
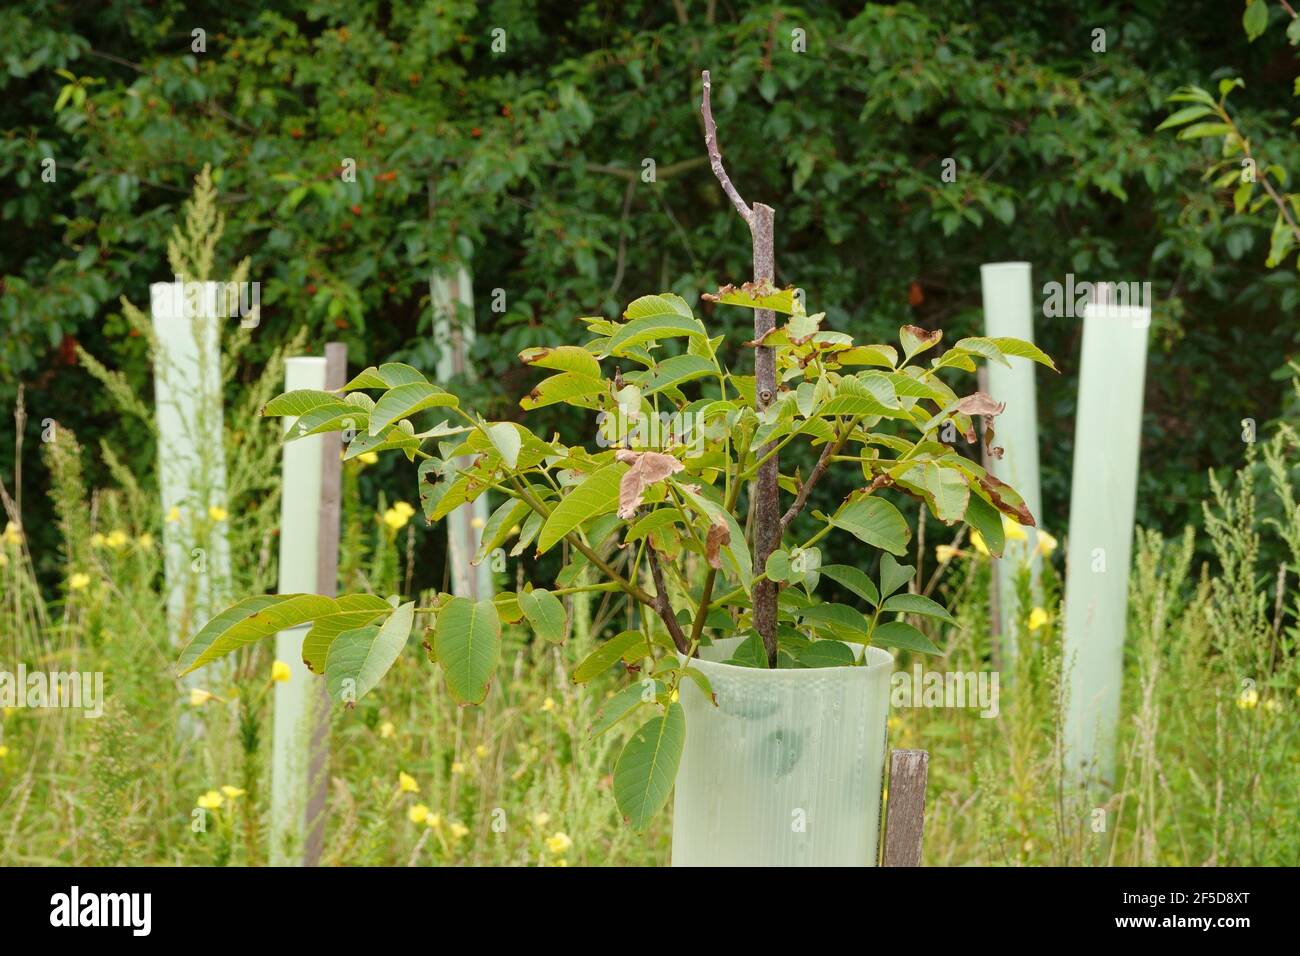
<box><xmin>883</xmin><ymin>749</ymin><xmax>929</xmax><ymax>867</ymax></box>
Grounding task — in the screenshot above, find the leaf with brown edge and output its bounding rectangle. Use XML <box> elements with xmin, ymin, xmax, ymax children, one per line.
<box><xmin>615</xmin><ymin>450</ymin><xmax>684</xmax><ymax>519</ymax></box>
<box><xmin>900</xmin><ymin>325</ymin><xmax>942</xmax><ymax>360</ymax></box>
<box><xmin>953</xmin><ymin>391</ymin><xmax>1006</xmax><ymax>417</ymax></box>
<box><xmin>705</xmin><ymin>520</ymin><xmax>730</xmax><ymax>570</ymax></box>
<box><xmin>979</xmin><ymin>473</ymin><xmax>1036</xmax><ymax>527</ymax></box>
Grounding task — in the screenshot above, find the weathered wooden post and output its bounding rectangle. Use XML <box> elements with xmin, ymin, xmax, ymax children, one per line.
<box><xmin>270</xmin><ymin>354</ymin><xmax>333</xmax><ymax>864</ymax></box>
<box><xmin>431</xmin><ymin>265</ymin><xmax>492</xmax><ymax>599</ymax></box>
<box><xmin>979</xmin><ymin>262</ymin><xmax>1044</xmax><ymax>662</ymax></box>
<box><xmin>150</xmin><ymin>280</ymin><xmax>232</xmax><ymax>687</ymax></box>
<box><xmin>1061</xmin><ymin>284</ymin><xmax>1150</xmax><ymax>789</ymax></box>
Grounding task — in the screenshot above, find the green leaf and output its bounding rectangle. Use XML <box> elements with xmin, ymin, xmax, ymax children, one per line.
<box><xmin>879</xmin><ymin>553</ymin><xmax>914</xmax><ymax>599</ymax></box>
<box><xmin>589</xmin><ymin>679</ymin><xmax>660</xmax><ymax>738</ymax></box>
<box><xmin>342</xmin><ymin>362</ymin><xmax>428</xmax><ymax>391</ymax></box>
<box><xmin>724</xmin><ymin>631</ymin><xmax>769</xmax><ymax>667</ymax></box>
<box><xmin>900</xmin><ymin>325</ymin><xmax>942</xmax><ymax>360</ymax></box>
<box><xmin>607</xmin><ymin>295</ymin><xmax>707</xmax><ymax>355</ymax></box>
<box><xmin>798</xmin><ymin>603</ymin><xmax>871</xmax><ymax>639</ymax></box>
<box><xmin>1155</xmin><ymin>104</ymin><xmax>1215</xmax><ymax>131</ymax></box>
<box><xmin>964</xmin><ymin>493</ymin><xmax>1005</xmax><ymax>557</ymax></box>
<box><xmin>828</xmin><ymin>497</ymin><xmax>911</xmax><ymax>555</ymax></box>
<box><xmin>871</xmin><ymin>620</ymin><xmax>940</xmax><ymax>655</ymax></box>
<box><xmin>613</xmin><ymin>702</ymin><xmax>686</xmax><ymax>831</ymax></box>
<box><xmin>672</xmin><ymin>482</ymin><xmax>751</xmax><ymax>592</ymax></box>
<box><xmin>324</xmin><ymin>601</ymin><xmax>414</xmax><ymax>705</ymax></box>
<box><xmin>625</xmin><ymin>508</ymin><xmax>680</xmax><ymax>542</ymax></box>
<box><xmin>369</xmin><ymin>383</ymin><xmax>458</xmax><ymax>435</ymax></box>
<box><xmin>178</xmin><ymin>594</ymin><xmax>346</xmax><ymax>675</ymax></box>
<box><xmin>537</xmin><ymin>461</ymin><xmax>628</xmax><ymax>553</ymax></box>
<box><xmin>519</xmin><ymin>372</ymin><xmax>606</xmax><ymax>410</ymax></box>
<box><xmin>627</xmin><ymin>354</ymin><xmax>716</xmax><ymax>396</ymax></box>
<box><xmin>882</xmin><ymin>593</ymin><xmax>957</xmax><ymax>626</ymax></box>
<box><xmin>262</xmin><ymin>389</ymin><xmax>344</xmax><ymax>417</ymax></box>
<box><xmin>1243</xmin><ymin>0</ymin><xmax>1269</xmax><ymax>41</ymax></box>
<box><xmin>485</xmin><ymin>422</ymin><xmax>522</xmax><ymax>469</ymax></box>
<box><xmin>1177</xmin><ymin>122</ymin><xmax>1233</xmax><ymax>140</ymax></box>
<box><xmin>518</xmin><ymin>588</ymin><xmax>567</xmax><ymax>643</ymax></box>
<box><xmin>476</xmin><ymin>497</ymin><xmax>532</xmax><ymax>563</ymax></box>
<box><xmin>819</xmin><ymin>564</ymin><xmax>880</xmax><ymax>606</ymax></box>
<box><xmin>519</xmin><ymin>345</ymin><xmax>601</xmax><ymax>379</ymax></box>
<box><xmin>433</xmin><ymin>597</ymin><xmax>502</xmax><ymax>705</ymax></box>
<box><xmin>573</xmin><ymin>630</ymin><xmax>647</xmax><ymax>683</ymax></box>
<box><xmin>302</xmin><ymin>595</ymin><xmax>394</xmax><ymax>673</ymax></box>
<box><xmin>797</xmin><ymin>640</ymin><xmax>856</xmax><ymax>668</ymax></box>
<box><xmin>984</xmin><ymin>337</ymin><xmax>1058</xmax><ymax>372</ymax></box>
<box><xmin>765</xmin><ymin>549</ymin><xmax>793</xmax><ymax>583</ymax></box>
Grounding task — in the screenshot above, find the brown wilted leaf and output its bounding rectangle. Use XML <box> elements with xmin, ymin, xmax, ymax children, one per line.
<box><xmin>615</xmin><ymin>449</ymin><xmax>684</xmax><ymax>518</ymax></box>
<box><xmin>705</xmin><ymin>520</ymin><xmax>730</xmax><ymax>569</ymax></box>
<box><xmin>979</xmin><ymin>473</ymin><xmax>1035</xmax><ymax>527</ymax></box>
<box><xmin>954</xmin><ymin>391</ymin><xmax>1006</xmax><ymax>417</ymax></box>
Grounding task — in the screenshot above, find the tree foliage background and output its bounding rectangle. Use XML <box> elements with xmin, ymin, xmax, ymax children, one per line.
<box><xmin>3</xmin><ymin>0</ymin><xmax>1298</xmax><ymax>581</ymax></box>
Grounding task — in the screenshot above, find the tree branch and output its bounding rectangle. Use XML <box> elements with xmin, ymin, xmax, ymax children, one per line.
<box><xmin>647</xmin><ymin>546</ymin><xmax>690</xmax><ymax>654</ymax></box>
<box><xmin>700</xmin><ymin>70</ymin><xmax>752</xmax><ymax>224</ymax></box>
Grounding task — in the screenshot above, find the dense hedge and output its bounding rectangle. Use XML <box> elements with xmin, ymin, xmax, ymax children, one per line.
<box><xmin>2</xmin><ymin>1</ymin><xmax>1297</xmax><ymax>581</ymax></box>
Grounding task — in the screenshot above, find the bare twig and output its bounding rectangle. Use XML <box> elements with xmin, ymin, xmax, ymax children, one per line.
<box><xmin>700</xmin><ymin>70</ymin><xmax>752</xmax><ymax>224</ymax></box>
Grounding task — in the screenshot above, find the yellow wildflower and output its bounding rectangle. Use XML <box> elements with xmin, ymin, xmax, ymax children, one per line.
<box><xmin>970</xmin><ymin>531</ymin><xmax>989</xmax><ymax>556</ymax></box>
<box><xmin>165</xmin><ymin>506</ymin><xmax>181</xmax><ymax>523</ymax></box>
<box><xmin>1027</xmin><ymin>607</ymin><xmax>1049</xmax><ymax>632</ymax></box>
<box><xmin>398</xmin><ymin>771</ymin><xmax>419</xmax><ymax>793</ymax></box>
<box><xmin>89</xmin><ymin>532</ymin><xmax>106</xmax><ymax>548</ymax></box>
<box><xmin>271</xmin><ymin>660</ymin><xmax>292</xmax><ymax>683</ymax></box>
<box><xmin>189</xmin><ymin>688</ymin><xmax>215</xmax><ymax>707</ymax></box>
<box><xmin>1035</xmin><ymin>531</ymin><xmax>1058</xmax><ymax>558</ymax></box>
<box><xmin>197</xmin><ymin>790</ymin><xmax>223</xmax><ymax>810</ymax></box>
<box><xmin>449</xmin><ymin>821</ymin><xmax>469</xmax><ymax>840</ymax></box>
<box><xmin>68</xmin><ymin>572</ymin><xmax>91</xmax><ymax>590</ymax></box>
<box><xmin>2</xmin><ymin>521</ymin><xmax>22</xmax><ymax>545</ymax></box>
<box><xmin>532</xmin><ymin>812</ymin><xmax>551</xmax><ymax>828</ymax></box>
<box><xmin>379</xmin><ymin>721</ymin><xmax>395</xmax><ymax>739</ymax></box>
<box><xmin>1237</xmin><ymin>688</ymin><xmax>1259</xmax><ymax>710</ymax></box>
<box><xmin>221</xmin><ymin>785</ymin><xmax>246</xmax><ymax>799</ymax></box>
<box><xmin>104</xmin><ymin>529</ymin><xmax>128</xmax><ymax>550</ymax></box>
<box><xmin>474</xmin><ymin>744</ymin><xmax>489</xmax><ymax>759</ymax></box>
<box><xmin>1002</xmin><ymin>515</ymin><xmax>1027</xmax><ymax>542</ymax></box>
<box><xmin>392</xmin><ymin>501</ymin><xmax>415</xmax><ymax>518</ymax></box>
<box><xmin>382</xmin><ymin>507</ymin><xmax>409</xmax><ymax>531</ymax></box>
<box><xmin>426</xmin><ymin>813</ymin><xmax>443</xmax><ymax>830</ymax></box>
<box><xmin>546</xmin><ymin>832</ymin><xmax>573</xmax><ymax>855</ymax></box>
<box><xmin>357</xmin><ymin>451</ymin><xmax>379</xmax><ymax>465</ymax></box>
<box><xmin>408</xmin><ymin>803</ymin><xmax>430</xmax><ymax>824</ymax></box>
<box><xmin>540</xmin><ymin>697</ymin><xmax>556</xmax><ymax>713</ymax></box>
<box><xmin>0</xmin><ymin>746</ymin><xmax>9</xmax><ymax>759</ymax></box>
<box><xmin>137</xmin><ymin>532</ymin><xmax>154</xmax><ymax>549</ymax></box>
<box><xmin>1263</xmin><ymin>699</ymin><xmax>1282</xmax><ymax>714</ymax></box>
<box><xmin>887</xmin><ymin>717</ymin><xmax>902</xmax><ymax>732</ymax></box>
<box><xmin>208</xmin><ymin>505</ymin><xmax>228</xmax><ymax>522</ymax></box>
<box><xmin>451</xmin><ymin>761</ymin><xmax>466</xmax><ymax>775</ymax></box>
<box><xmin>935</xmin><ymin>544</ymin><xmax>959</xmax><ymax>563</ymax></box>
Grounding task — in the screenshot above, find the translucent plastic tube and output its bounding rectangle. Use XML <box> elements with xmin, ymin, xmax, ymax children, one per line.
<box><xmin>671</xmin><ymin>638</ymin><xmax>893</xmax><ymax>866</ymax></box>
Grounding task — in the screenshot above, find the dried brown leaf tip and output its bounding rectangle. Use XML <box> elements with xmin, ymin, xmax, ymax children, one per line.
<box><xmin>979</xmin><ymin>473</ymin><xmax>1035</xmax><ymax>527</ymax></box>
<box><xmin>902</xmin><ymin>324</ymin><xmax>941</xmax><ymax>348</ymax></box>
<box><xmin>700</xmin><ymin>279</ymin><xmax>785</xmax><ymax>303</ymax></box>
<box><xmin>615</xmin><ymin>449</ymin><xmax>684</xmax><ymax>519</ymax></box>
<box><xmin>705</xmin><ymin>520</ymin><xmax>730</xmax><ymax>569</ymax></box>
